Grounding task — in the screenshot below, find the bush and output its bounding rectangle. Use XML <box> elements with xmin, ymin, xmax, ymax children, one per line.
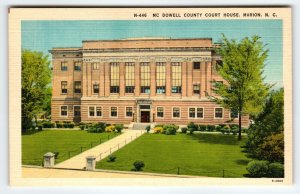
<box><xmin>115</xmin><ymin>124</ymin><xmax>123</xmax><ymax>133</ymax></box>
<box><xmin>42</xmin><ymin>121</ymin><xmax>55</xmax><ymax>128</ymax></box>
<box><xmin>229</xmin><ymin>124</ymin><xmax>239</xmax><ymax>130</ymax></box>
<box><xmin>87</xmin><ymin>122</ymin><xmax>106</xmax><ymax>133</ymax></box>
<box><xmin>187</xmin><ymin>122</ymin><xmax>198</xmax><ymax>131</ymax></box>
<box><xmin>231</xmin><ymin>128</ymin><xmax>238</xmax><ymax>135</ymax></box>
<box><xmin>163</xmin><ymin>124</ymin><xmax>178</xmax><ymax>135</ymax></box>
<box><xmin>215</xmin><ymin>125</ymin><xmax>222</xmax><ymax>132</ymax></box>
<box><xmin>105</xmin><ymin>125</ymin><xmax>115</xmax><ymax>133</ymax></box>
<box><xmin>181</xmin><ymin>127</ymin><xmax>187</xmax><ymax>134</ymax></box>
<box><xmin>79</xmin><ymin>125</ymin><xmax>85</xmax><ymax>130</ymax></box>
<box><xmin>62</xmin><ymin>122</ymin><xmax>75</xmax><ymax>128</ymax></box>
<box><xmin>153</xmin><ymin>127</ymin><xmax>163</xmax><ymax>134</ymax></box>
<box><xmin>246</xmin><ymin>160</ymin><xmax>269</xmax><ymax>177</ymax></box>
<box><xmin>224</xmin><ymin>126</ymin><xmax>230</xmax><ymax>134</ymax></box>
<box><xmin>219</xmin><ymin>124</ymin><xmax>226</xmax><ymax>128</ymax></box>
<box><xmin>199</xmin><ymin>125</ymin><xmax>206</xmax><ymax>131</ymax></box>
<box><xmin>207</xmin><ymin>125</ymin><xmax>215</xmax><ymax>132</ymax></box>
<box><xmin>145</xmin><ymin>125</ymin><xmax>151</xmax><ymax>133</ymax></box>
<box><xmin>107</xmin><ymin>154</ymin><xmax>117</xmax><ymax>162</ymax></box>
<box><xmin>37</xmin><ymin>124</ymin><xmax>43</xmax><ymax>131</ymax></box>
<box><xmin>53</xmin><ymin>152</ymin><xmax>59</xmax><ymax>159</ymax></box>
<box><xmin>268</xmin><ymin>163</ymin><xmax>284</xmax><ymax>178</ymax></box>
<box><xmin>56</xmin><ymin>122</ymin><xmax>63</xmax><ymax>128</ymax></box>
<box><xmin>133</xmin><ymin>160</ymin><xmax>145</xmax><ymax>171</ymax></box>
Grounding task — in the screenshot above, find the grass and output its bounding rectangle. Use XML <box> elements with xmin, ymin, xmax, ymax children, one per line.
<box><xmin>22</xmin><ymin>130</ymin><xmax>119</xmax><ymax>166</ymax></box>
<box><xmin>96</xmin><ymin>133</ymin><xmax>250</xmax><ymax>177</ymax></box>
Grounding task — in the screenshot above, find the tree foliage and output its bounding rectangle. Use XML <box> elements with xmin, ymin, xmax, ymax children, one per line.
<box><xmin>22</xmin><ymin>49</ymin><xmax>51</xmax><ymax>132</ymax></box>
<box><xmin>212</xmin><ymin>34</ymin><xmax>271</xmax><ymax>140</ymax></box>
<box><xmin>246</xmin><ymin>89</ymin><xmax>284</xmax><ymax>162</ymax></box>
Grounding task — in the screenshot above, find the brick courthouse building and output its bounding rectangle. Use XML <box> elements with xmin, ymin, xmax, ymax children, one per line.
<box><xmin>50</xmin><ymin>38</ymin><xmax>249</xmax><ymax>127</ymax></box>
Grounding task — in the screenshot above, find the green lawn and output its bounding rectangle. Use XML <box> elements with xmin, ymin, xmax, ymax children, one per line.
<box><xmin>96</xmin><ymin>133</ymin><xmax>250</xmax><ymax>177</ymax></box>
<box><xmin>22</xmin><ymin>130</ymin><xmax>119</xmax><ymax>166</ymax></box>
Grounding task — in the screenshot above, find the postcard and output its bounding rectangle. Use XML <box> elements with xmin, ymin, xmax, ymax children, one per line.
<box><xmin>9</xmin><ymin>7</ymin><xmax>292</xmax><ymax>186</ymax></box>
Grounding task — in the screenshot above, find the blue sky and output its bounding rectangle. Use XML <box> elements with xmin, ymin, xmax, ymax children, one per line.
<box><xmin>21</xmin><ymin>20</ymin><xmax>283</xmax><ymax>88</ymax></box>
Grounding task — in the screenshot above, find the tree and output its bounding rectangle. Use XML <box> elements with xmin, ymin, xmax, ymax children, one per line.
<box><xmin>212</xmin><ymin>35</ymin><xmax>271</xmax><ymax>140</ymax></box>
<box><xmin>246</xmin><ymin>89</ymin><xmax>284</xmax><ymax>159</ymax></box>
<box><xmin>22</xmin><ymin>49</ymin><xmax>51</xmax><ymax>132</ymax></box>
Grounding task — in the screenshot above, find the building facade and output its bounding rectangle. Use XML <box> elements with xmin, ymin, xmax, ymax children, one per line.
<box><xmin>50</xmin><ymin>38</ymin><xmax>249</xmax><ymax>127</ymax></box>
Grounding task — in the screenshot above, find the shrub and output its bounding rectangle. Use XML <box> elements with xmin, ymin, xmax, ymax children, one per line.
<box><xmin>224</xmin><ymin>126</ymin><xmax>230</xmax><ymax>134</ymax></box>
<box><xmin>199</xmin><ymin>125</ymin><xmax>207</xmax><ymax>131</ymax></box>
<box><xmin>215</xmin><ymin>125</ymin><xmax>222</xmax><ymax>132</ymax></box>
<box><xmin>229</xmin><ymin>124</ymin><xmax>239</xmax><ymax>130</ymax></box>
<box><xmin>79</xmin><ymin>125</ymin><xmax>85</xmax><ymax>130</ymax></box>
<box><xmin>187</xmin><ymin>122</ymin><xmax>198</xmax><ymax>131</ymax></box>
<box><xmin>37</xmin><ymin>124</ymin><xmax>43</xmax><ymax>131</ymax></box>
<box><xmin>231</xmin><ymin>128</ymin><xmax>238</xmax><ymax>135</ymax></box>
<box><xmin>145</xmin><ymin>125</ymin><xmax>151</xmax><ymax>133</ymax></box>
<box><xmin>181</xmin><ymin>127</ymin><xmax>187</xmax><ymax>134</ymax></box>
<box><xmin>268</xmin><ymin>163</ymin><xmax>284</xmax><ymax>178</ymax></box>
<box><xmin>105</xmin><ymin>125</ymin><xmax>116</xmax><ymax>133</ymax></box>
<box><xmin>115</xmin><ymin>124</ymin><xmax>123</xmax><ymax>133</ymax></box>
<box><xmin>207</xmin><ymin>125</ymin><xmax>215</xmax><ymax>131</ymax></box>
<box><xmin>153</xmin><ymin>126</ymin><xmax>163</xmax><ymax>134</ymax></box>
<box><xmin>107</xmin><ymin>154</ymin><xmax>117</xmax><ymax>162</ymax></box>
<box><xmin>133</xmin><ymin>160</ymin><xmax>145</xmax><ymax>171</ymax></box>
<box><xmin>155</xmin><ymin>124</ymin><xmax>164</xmax><ymax>128</ymax></box>
<box><xmin>62</xmin><ymin>122</ymin><xmax>75</xmax><ymax>128</ymax></box>
<box><xmin>87</xmin><ymin>122</ymin><xmax>106</xmax><ymax>133</ymax></box>
<box><xmin>53</xmin><ymin>152</ymin><xmax>59</xmax><ymax>159</ymax></box>
<box><xmin>56</xmin><ymin>122</ymin><xmax>63</xmax><ymax>128</ymax></box>
<box><xmin>246</xmin><ymin>160</ymin><xmax>269</xmax><ymax>177</ymax></box>
<box><xmin>42</xmin><ymin>121</ymin><xmax>55</xmax><ymax>128</ymax></box>
<box><xmin>219</xmin><ymin>124</ymin><xmax>226</xmax><ymax>128</ymax></box>
<box><xmin>163</xmin><ymin>124</ymin><xmax>178</xmax><ymax>135</ymax></box>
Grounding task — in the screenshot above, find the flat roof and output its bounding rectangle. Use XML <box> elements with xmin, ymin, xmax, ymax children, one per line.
<box><xmin>82</xmin><ymin>37</ymin><xmax>213</xmax><ymax>42</ymax></box>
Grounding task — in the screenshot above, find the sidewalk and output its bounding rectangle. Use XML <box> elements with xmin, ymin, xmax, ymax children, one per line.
<box><xmin>55</xmin><ymin>129</ymin><xmax>145</xmax><ymax>169</ymax></box>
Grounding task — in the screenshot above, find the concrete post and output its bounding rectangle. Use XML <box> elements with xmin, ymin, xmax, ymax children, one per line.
<box><xmin>43</xmin><ymin>152</ymin><xmax>55</xmax><ymax>168</ymax></box>
<box><xmin>86</xmin><ymin>156</ymin><xmax>96</xmax><ymax>171</ymax></box>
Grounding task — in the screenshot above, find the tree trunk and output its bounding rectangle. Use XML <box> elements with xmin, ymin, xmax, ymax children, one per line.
<box><xmin>238</xmin><ymin>110</ymin><xmax>242</xmax><ymax>141</ymax></box>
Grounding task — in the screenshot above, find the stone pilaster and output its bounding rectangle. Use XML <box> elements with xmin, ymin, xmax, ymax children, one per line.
<box><xmin>119</xmin><ymin>62</ymin><xmax>125</xmax><ymax>96</ymax></box>
<box><xmin>166</xmin><ymin>62</ymin><xmax>171</xmax><ymax>96</ymax></box>
<box><xmin>134</xmin><ymin>62</ymin><xmax>140</xmax><ymax>96</ymax></box>
<box><xmin>150</xmin><ymin>61</ymin><xmax>156</xmax><ymax>97</ymax></box>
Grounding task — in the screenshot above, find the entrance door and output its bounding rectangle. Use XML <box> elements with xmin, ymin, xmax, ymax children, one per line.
<box><xmin>140</xmin><ymin>111</ymin><xmax>150</xmax><ymax>123</ymax></box>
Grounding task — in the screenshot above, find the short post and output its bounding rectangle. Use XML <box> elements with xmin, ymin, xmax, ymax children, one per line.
<box><xmin>86</xmin><ymin>156</ymin><xmax>96</xmax><ymax>171</ymax></box>
<box><xmin>43</xmin><ymin>152</ymin><xmax>55</xmax><ymax>168</ymax></box>
<box><xmin>68</xmin><ymin>151</ymin><xmax>71</xmax><ymax>158</ymax></box>
<box><xmin>177</xmin><ymin>167</ymin><xmax>180</xmax><ymax>175</ymax></box>
<box><xmin>90</xmin><ymin>142</ymin><xmax>93</xmax><ymax>148</ymax></box>
<box><xmin>80</xmin><ymin>146</ymin><xmax>83</xmax><ymax>153</ymax></box>
<box><xmin>108</xmin><ymin>135</ymin><xmax>110</xmax><ymax>140</ymax></box>
<box><xmin>100</xmin><ymin>138</ymin><xmax>102</xmax><ymax>144</ymax></box>
<box><xmin>222</xmin><ymin>169</ymin><xmax>225</xmax><ymax>178</ymax></box>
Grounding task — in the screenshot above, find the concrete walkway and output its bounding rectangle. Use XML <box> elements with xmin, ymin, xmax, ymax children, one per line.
<box><xmin>55</xmin><ymin>129</ymin><xmax>145</xmax><ymax>169</ymax></box>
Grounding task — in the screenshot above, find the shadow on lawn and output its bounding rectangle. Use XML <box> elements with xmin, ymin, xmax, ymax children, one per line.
<box><xmin>22</xmin><ymin>130</ymin><xmax>43</xmax><ymax>135</ymax></box>
<box><xmin>189</xmin><ymin>133</ymin><xmax>240</xmax><ymax>145</ymax></box>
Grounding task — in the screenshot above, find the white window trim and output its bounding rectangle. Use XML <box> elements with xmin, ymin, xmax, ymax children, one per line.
<box><xmin>73</xmin><ymin>105</ymin><xmax>81</xmax><ymax>117</ymax></box>
<box><xmin>172</xmin><ymin>107</ymin><xmax>181</xmax><ymax>119</ymax></box>
<box><xmin>214</xmin><ymin>107</ymin><xmax>224</xmax><ymax>119</ymax></box>
<box><xmin>125</xmin><ymin>106</ymin><xmax>133</xmax><ymax>118</ymax></box>
<box><xmin>110</xmin><ymin>106</ymin><xmax>118</xmax><ymax>118</ymax></box>
<box><xmin>88</xmin><ymin>106</ymin><xmax>103</xmax><ymax>118</ymax></box>
<box><xmin>156</xmin><ymin>107</ymin><xmax>164</xmax><ymax>119</ymax></box>
<box><xmin>60</xmin><ymin>105</ymin><xmax>68</xmax><ymax>117</ymax></box>
<box><xmin>188</xmin><ymin>107</ymin><xmax>205</xmax><ymax>119</ymax></box>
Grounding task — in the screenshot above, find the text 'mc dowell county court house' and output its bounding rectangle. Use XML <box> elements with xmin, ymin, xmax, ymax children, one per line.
<box><xmin>49</xmin><ymin>37</ymin><xmax>249</xmax><ymax>127</ymax></box>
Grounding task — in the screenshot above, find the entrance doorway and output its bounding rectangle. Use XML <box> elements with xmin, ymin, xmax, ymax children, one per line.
<box><xmin>140</xmin><ymin>111</ymin><xmax>150</xmax><ymax>123</ymax></box>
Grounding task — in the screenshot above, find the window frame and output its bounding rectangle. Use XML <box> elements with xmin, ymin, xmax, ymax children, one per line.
<box><xmin>156</xmin><ymin>107</ymin><xmax>164</xmax><ymax>118</ymax></box>
<box><xmin>92</xmin><ymin>63</ymin><xmax>100</xmax><ymax>70</ymax></box>
<box><xmin>88</xmin><ymin>106</ymin><xmax>102</xmax><ymax>118</ymax></box>
<box><xmin>110</xmin><ymin>86</ymin><xmax>120</xmax><ymax>94</ymax></box>
<box><xmin>125</xmin><ymin>107</ymin><xmax>133</xmax><ymax>118</ymax></box>
<box><xmin>140</xmin><ymin>86</ymin><xmax>150</xmax><ymax>94</ymax></box>
<box><xmin>214</xmin><ymin>107</ymin><xmax>224</xmax><ymax>119</ymax></box>
<box><xmin>125</xmin><ymin>86</ymin><xmax>135</xmax><ymax>94</ymax></box>
<box><xmin>193</xmin><ymin>84</ymin><xmax>200</xmax><ymax>95</ymax></box>
<box><xmin>74</xmin><ymin>81</ymin><xmax>82</xmax><ymax>94</ymax></box>
<box><xmin>172</xmin><ymin>107</ymin><xmax>181</xmax><ymax>119</ymax></box>
<box><xmin>60</xmin><ymin>105</ymin><xmax>68</xmax><ymax>117</ymax></box>
<box><xmin>93</xmin><ymin>83</ymin><xmax>99</xmax><ymax>94</ymax></box>
<box><xmin>61</xmin><ymin>81</ymin><xmax>68</xmax><ymax>94</ymax></box>
<box><xmin>61</xmin><ymin>61</ymin><xmax>68</xmax><ymax>71</ymax></box>
<box><xmin>110</xmin><ymin>107</ymin><xmax>118</xmax><ymax>118</ymax></box>
<box><xmin>74</xmin><ymin>62</ymin><xmax>82</xmax><ymax>71</ymax></box>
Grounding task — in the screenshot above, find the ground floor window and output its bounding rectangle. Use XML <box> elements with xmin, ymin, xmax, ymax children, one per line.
<box><xmin>89</xmin><ymin>107</ymin><xmax>95</xmax><ymax>117</ymax></box>
<box><xmin>189</xmin><ymin>108</ymin><xmax>196</xmax><ymax>118</ymax></box>
<box><xmin>215</xmin><ymin>108</ymin><xmax>223</xmax><ymax>119</ymax></box>
<box><xmin>96</xmin><ymin>107</ymin><xmax>102</xmax><ymax>117</ymax></box>
<box><xmin>197</xmin><ymin>108</ymin><xmax>204</xmax><ymax>118</ymax></box>
<box><xmin>111</xmin><ymin>107</ymin><xmax>118</xmax><ymax>117</ymax></box>
<box><xmin>157</xmin><ymin>107</ymin><xmax>164</xmax><ymax>118</ymax></box>
<box><xmin>126</xmin><ymin>107</ymin><xmax>133</xmax><ymax>117</ymax></box>
<box><xmin>74</xmin><ymin>106</ymin><xmax>81</xmax><ymax>117</ymax></box>
<box><xmin>60</xmin><ymin>106</ymin><xmax>68</xmax><ymax>117</ymax></box>
<box><xmin>173</xmin><ymin>107</ymin><xmax>180</xmax><ymax>118</ymax></box>
<box><xmin>189</xmin><ymin>107</ymin><xmax>204</xmax><ymax>118</ymax></box>
<box><xmin>125</xmin><ymin>86</ymin><xmax>135</xmax><ymax>93</ymax></box>
<box><xmin>230</xmin><ymin>109</ymin><xmax>239</xmax><ymax>119</ymax></box>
